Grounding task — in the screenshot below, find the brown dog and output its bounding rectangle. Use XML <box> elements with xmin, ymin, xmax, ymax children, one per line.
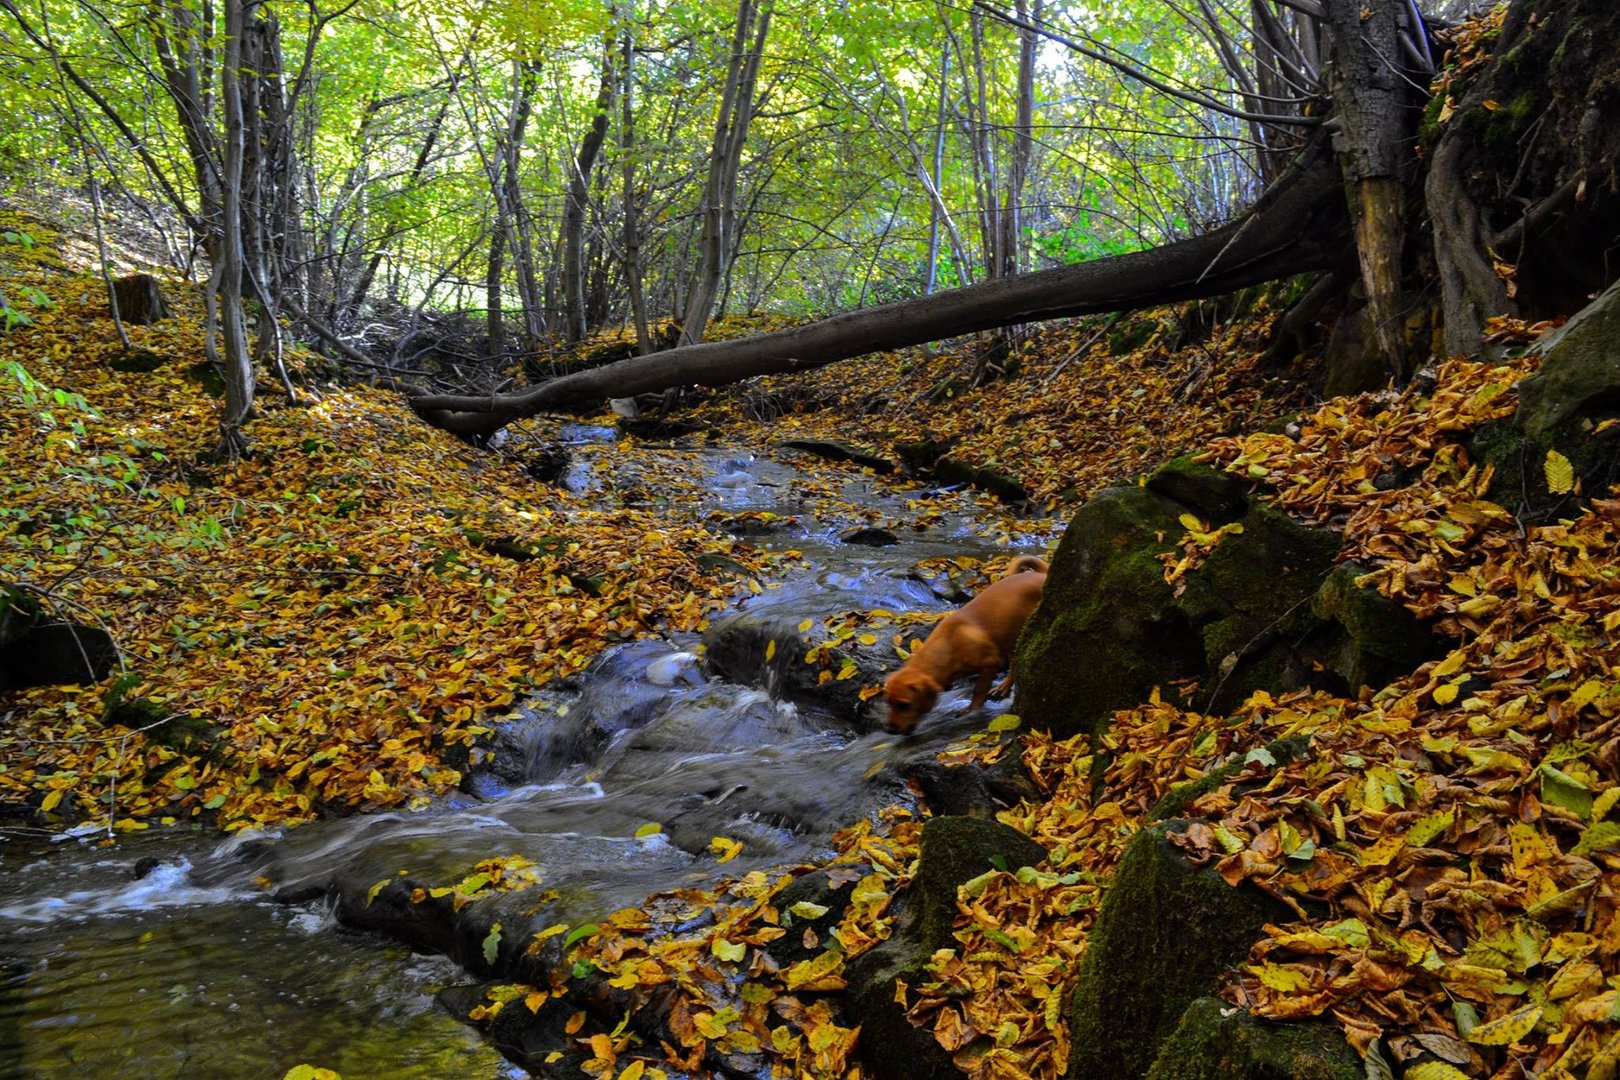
<box><xmin>883</xmin><ymin>556</ymin><xmax>1049</xmax><ymax>733</ymax></box>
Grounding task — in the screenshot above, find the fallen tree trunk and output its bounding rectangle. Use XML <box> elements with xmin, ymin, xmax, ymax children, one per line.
<box><xmin>412</xmin><ymin>137</ymin><xmax>1347</xmax><ymax>440</ymax></box>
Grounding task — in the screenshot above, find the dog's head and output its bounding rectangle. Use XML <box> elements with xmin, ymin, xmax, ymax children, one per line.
<box><xmin>884</xmin><ymin>668</ymin><xmax>942</xmax><ymax>733</ymax></box>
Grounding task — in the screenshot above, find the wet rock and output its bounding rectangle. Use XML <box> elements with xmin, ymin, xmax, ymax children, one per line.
<box><xmin>764</xmin><ymin>868</ymin><xmax>861</xmax><ymax>967</ymax></box>
<box><xmin>778</xmin><ymin>439</ymin><xmax>894</xmax><ymax>473</ymax></box>
<box><xmin>900</xmin><ymin>747</ymin><xmax>1038</xmax><ymax>819</ymax></box>
<box><xmin>522</xmin><ymin>443</ymin><xmax>571</xmax><ymax>484</ymax></box>
<box><xmin>848</xmin><ymin>817</ymin><xmax>1048</xmax><ymax>1080</ymax></box>
<box><xmin>929</xmin><ymin>455</ymin><xmax>1028</xmax><ymax>504</ymax></box>
<box><xmin>701</xmin><ymin>612</ymin><xmax>888</xmax><ymax>725</ymax></box>
<box><xmin>1144</xmin><ymin>996</ymin><xmax>1361</xmax><ymax>1080</ymax></box>
<box><xmin>1066</xmin><ymin>821</ymin><xmax>1295</xmax><ymax>1080</ymax></box>
<box><xmin>439</xmin><ymin>983</ymin><xmax>592</xmax><ymax>1078</ymax></box>
<box><xmin>840</xmin><ymin>526</ymin><xmax>899</xmax><ymax>547</ymax></box>
<box><xmin>1017</xmin><ymin>463</ymin><xmax>1438</xmax><ymax>739</ymax></box>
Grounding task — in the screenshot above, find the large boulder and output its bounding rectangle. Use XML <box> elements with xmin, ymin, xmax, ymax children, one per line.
<box><xmin>1066</xmin><ymin>821</ymin><xmax>1295</xmax><ymax>1079</ymax></box>
<box><xmin>1016</xmin><ymin>458</ymin><xmax>1437</xmax><ymax>739</ymax></box>
<box><xmin>1516</xmin><ymin>277</ymin><xmax>1620</xmax><ymax>439</ymax></box>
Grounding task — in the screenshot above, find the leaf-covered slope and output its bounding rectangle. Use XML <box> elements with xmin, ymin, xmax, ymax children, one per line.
<box><xmin>0</xmin><ymin>235</ymin><xmax>770</xmax><ymax>830</ymax></box>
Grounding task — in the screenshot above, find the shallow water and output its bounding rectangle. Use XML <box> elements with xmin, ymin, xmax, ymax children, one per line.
<box><xmin>0</xmin><ymin>832</ymin><xmax>518</xmax><ymax>1079</ymax></box>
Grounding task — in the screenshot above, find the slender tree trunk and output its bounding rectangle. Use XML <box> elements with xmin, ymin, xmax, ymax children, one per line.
<box><xmin>678</xmin><ymin>0</ymin><xmax>773</xmax><ymax>346</ymax></box>
<box><xmin>564</xmin><ymin>35</ymin><xmax>617</xmax><ymax>342</ymax></box>
<box><xmin>926</xmin><ymin>42</ymin><xmax>951</xmax><ymax>295</ymax></box>
<box><xmin>620</xmin><ymin>24</ymin><xmax>651</xmax><ymax>356</ymax></box>
<box><xmin>213</xmin><ymin>0</ymin><xmax>254</xmax><ymax>460</ymax></box>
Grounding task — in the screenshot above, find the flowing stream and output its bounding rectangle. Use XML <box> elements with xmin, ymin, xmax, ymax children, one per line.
<box><xmin>1</xmin><ymin>430</ymin><xmax>1052</xmax><ymax>1078</ymax></box>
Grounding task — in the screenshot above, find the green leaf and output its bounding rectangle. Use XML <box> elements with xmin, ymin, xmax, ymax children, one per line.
<box><xmin>711</xmin><ymin>937</ymin><xmax>746</xmax><ymax>962</ymax></box>
<box><xmin>562</xmin><ymin>923</ymin><xmax>600</xmax><ymax>951</ymax></box>
<box><xmin>1572</xmin><ymin>820</ymin><xmax>1620</xmax><ymax>856</ymax></box>
<box><xmin>482</xmin><ymin>923</ymin><xmax>503</xmax><ymax>966</ymax></box>
<box><xmin>1540</xmin><ymin>764</ymin><xmax>1593</xmax><ymax>819</ymax></box>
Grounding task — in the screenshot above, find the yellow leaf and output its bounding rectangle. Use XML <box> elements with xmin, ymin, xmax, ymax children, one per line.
<box><xmin>711</xmin><ymin>937</ymin><xmax>747</xmax><ymax>962</ymax></box>
<box><xmin>1465</xmin><ymin>1002</ymin><xmax>1541</xmax><ymax>1046</ymax></box>
<box><xmin>1247</xmin><ymin>962</ymin><xmax>1312</xmax><ymax>992</ymax></box>
<box><xmin>1406</xmin><ymin>1063</ymin><xmax>1470</xmax><ymax>1080</ymax></box>
<box><xmin>765</xmin><ymin>639</ymin><xmax>777</xmax><ymax>662</ymax></box>
<box><xmin>1432</xmin><ymin>682</ymin><xmax>1459</xmax><ymax>705</ymax></box>
<box><xmin>40</xmin><ymin>789</ymin><xmax>63</xmax><ymax>812</ymax></box>
<box><xmin>1545</xmin><ymin>449</ymin><xmax>1575</xmax><ymax>495</ymax></box>
<box><xmin>618</xmin><ymin>1063</ymin><xmax>646</xmax><ymax>1080</ymax></box>
<box><xmin>634</xmin><ymin>822</ymin><xmax>662</xmax><ymax>839</ymax></box>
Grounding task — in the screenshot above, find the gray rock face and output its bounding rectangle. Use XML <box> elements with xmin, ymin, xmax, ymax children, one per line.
<box><xmin>1516</xmin><ymin>277</ymin><xmax>1620</xmax><ymax>440</ymax></box>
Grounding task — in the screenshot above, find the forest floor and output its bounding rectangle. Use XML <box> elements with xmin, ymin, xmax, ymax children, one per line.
<box><xmin>4</xmin><ymin>198</ymin><xmax>1613</xmax><ymax>1080</ymax></box>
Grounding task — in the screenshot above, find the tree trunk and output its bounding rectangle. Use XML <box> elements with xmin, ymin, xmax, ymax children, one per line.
<box><xmin>621</xmin><ymin>23</ymin><xmax>651</xmax><ymax>356</ymax></box>
<box><xmin>414</xmin><ymin>137</ymin><xmax>1346</xmax><ymax>439</ymax></box>
<box><xmin>212</xmin><ymin>0</ymin><xmax>254</xmax><ymax>461</ymax></box>
<box><xmin>112</xmin><ymin>274</ymin><xmax>171</xmax><ymax>325</ymax></box>
<box><xmin>1323</xmin><ymin>0</ymin><xmax>1420</xmax><ymax>378</ymax></box>
<box><xmin>564</xmin><ymin>36</ymin><xmax>617</xmax><ymax>343</ymax></box>
<box><xmin>678</xmin><ymin>0</ymin><xmax>773</xmax><ymax>346</ymax></box>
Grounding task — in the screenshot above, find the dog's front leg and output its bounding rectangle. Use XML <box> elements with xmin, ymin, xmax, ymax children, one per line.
<box><xmin>988</xmin><ymin>664</ymin><xmax>1016</xmax><ymax>701</ymax></box>
<box><xmin>967</xmin><ymin>670</ymin><xmax>997</xmax><ymax>712</ymax></box>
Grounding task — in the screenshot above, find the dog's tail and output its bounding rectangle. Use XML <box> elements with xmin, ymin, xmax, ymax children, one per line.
<box><xmin>1004</xmin><ymin>555</ymin><xmax>1050</xmax><ymax>577</ymax></box>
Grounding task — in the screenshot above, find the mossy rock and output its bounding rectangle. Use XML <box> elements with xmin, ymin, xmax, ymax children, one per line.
<box><xmin>778</xmin><ymin>438</ymin><xmax>894</xmax><ymax>474</ymax></box>
<box><xmin>107</xmin><ymin>348</ymin><xmax>168</xmax><ymax>373</ymax></box>
<box><xmin>848</xmin><ymin>817</ymin><xmax>1047</xmax><ymax>1080</ymax></box>
<box><xmin>1517</xmin><ymin>278</ymin><xmax>1620</xmax><ymax>439</ymax></box>
<box><xmin>701</xmin><ymin>612</ymin><xmax>887</xmax><ymax>725</ymax></box>
<box><xmin>184</xmin><ymin>361</ymin><xmax>227</xmax><ymax>398</ymax></box>
<box><xmin>1018</xmin><ymin>475</ymin><xmax>1437</xmax><ymax>739</ymax></box>
<box><xmin>1310</xmin><ymin>562</ymin><xmax>1440</xmax><ymax>688</ymax></box>
<box><xmin>1016</xmin><ymin>484</ymin><xmax>1202</xmax><ymax>739</ymax></box>
<box><xmin>929</xmin><ymin>455</ymin><xmax>1029</xmax><ymax>504</ymax></box>
<box><xmin>1144</xmin><ymin>457</ymin><xmax>1249</xmax><ymax>523</ymax></box>
<box><xmin>1146</xmin><ymin>734</ymin><xmax>1311</xmax><ymax>823</ymax></box>
<box><xmin>1174</xmin><ymin>501</ymin><xmax>1339</xmax><ymax>713</ymax></box>
<box><xmin>1066</xmin><ymin>821</ymin><xmax>1294</xmax><ymax>1079</ymax></box>
<box><xmin>1143</xmin><ymin>996</ymin><xmax>1360</xmax><ymax>1080</ymax></box>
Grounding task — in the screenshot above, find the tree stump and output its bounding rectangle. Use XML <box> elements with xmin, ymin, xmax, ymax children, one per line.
<box><xmin>111</xmin><ymin>273</ymin><xmax>170</xmax><ymax>325</ymax></box>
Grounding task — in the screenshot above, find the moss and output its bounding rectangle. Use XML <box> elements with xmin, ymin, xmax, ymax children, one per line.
<box><xmin>1017</xmin><ymin>486</ymin><xmax>1203</xmax><ymax>738</ymax></box>
<box><xmin>1148</xmin><ymin>735</ymin><xmax>1311</xmax><ymax>822</ymax></box>
<box><xmin>1067</xmin><ymin>822</ymin><xmax>1293</xmax><ymax>1079</ymax></box>
<box><xmin>1144</xmin><ymin>996</ymin><xmax>1361</xmax><ymax>1080</ymax></box>
<box><xmin>1145</xmin><ymin>456</ymin><xmax>1249</xmax><ymax>523</ymax></box>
